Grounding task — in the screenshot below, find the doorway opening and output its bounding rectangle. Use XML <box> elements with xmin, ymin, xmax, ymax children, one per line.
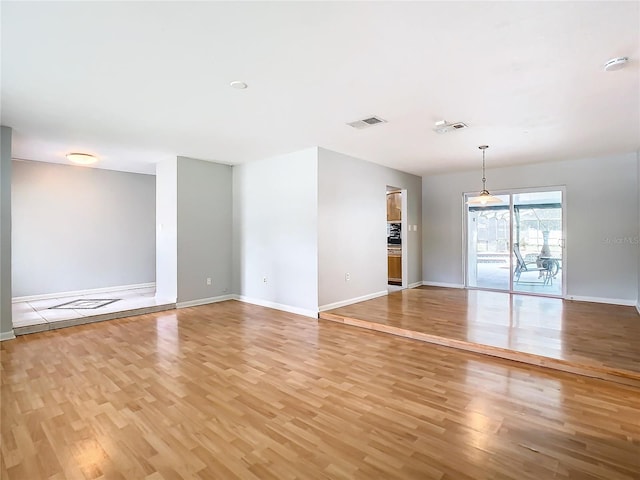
<box><xmin>386</xmin><ymin>186</ymin><xmax>407</xmax><ymax>292</ymax></box>
<box><xmin>465</xmin><ymin>188</ymin><xmax>565</xmax><ymax>297</ymax></box>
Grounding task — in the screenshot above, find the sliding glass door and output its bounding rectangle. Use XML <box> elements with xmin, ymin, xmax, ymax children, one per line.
<box><xmin>466</xmin><ymin>194</ymin><xmax>511</xmax><ymax>290</ymax></box>
<box><xmin>465</xmin><ymin>188</ymin><xmax>565</xmax><ymax>297</ymax></box>
<box><xmin>512</xmin><ymin>191</ymin><xmax>563</xmax><ymax>295</ymax></box>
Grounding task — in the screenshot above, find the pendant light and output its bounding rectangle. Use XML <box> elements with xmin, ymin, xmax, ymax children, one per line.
<box><xmin>467</xmin><ymin>145</ymin><xmax>502</xmax><ymax>206</ymax></box>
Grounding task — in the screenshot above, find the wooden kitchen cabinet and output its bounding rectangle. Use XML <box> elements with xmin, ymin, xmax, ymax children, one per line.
<box><xmin>388</xmin><ymin>254</ymin><xmax>402</xmax><ymax>283</ymax></box>
<box><xmin>386</xmin><ymin>192</ymin><xmax>401</xmax><ymax>221</ymax></box>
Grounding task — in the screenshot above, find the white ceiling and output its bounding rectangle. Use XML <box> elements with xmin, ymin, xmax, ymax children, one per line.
<box><xmin>2</xmin><ymin>1</ymin><xmax>639</xmax><ymax>176</ymax></box>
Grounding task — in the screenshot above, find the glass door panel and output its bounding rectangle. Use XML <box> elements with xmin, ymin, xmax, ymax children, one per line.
<box><xmin>466</xmin><ymin>194</ymin><xmax>511</xmax><ymax>290</ymax></box>
<box><xmin>512</xmin><ymin>191</ymin><xmax>563</xmax><ymax>296</ymax></box>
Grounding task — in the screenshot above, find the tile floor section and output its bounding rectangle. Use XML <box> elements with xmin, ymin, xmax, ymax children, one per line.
<box><xmin>12</xmin><ymin>287</ymin><xmax>175</xmax><ymax>335</ymax></box>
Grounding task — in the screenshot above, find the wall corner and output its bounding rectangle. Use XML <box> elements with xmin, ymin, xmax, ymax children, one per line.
<box><xmin>0</xmin><ymin>126</ymin><xmax>13</xmax><ymax>335</ymax></box>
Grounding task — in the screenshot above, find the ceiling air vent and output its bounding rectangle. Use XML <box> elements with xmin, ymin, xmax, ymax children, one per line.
<box><xmin>347</xmin><ymin>115</ymin><xmax>388</xmax><ymax>129</ymax></box>
<box><xmin>433</xmin><ymin>120</ymin><xmax>468</xmax><ymax>134</ymax></box>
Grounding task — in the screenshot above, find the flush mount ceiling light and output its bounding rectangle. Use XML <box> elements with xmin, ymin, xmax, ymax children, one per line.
<box><xmin>603</xmin><ymin>56</ymin><xmax>629</xmax><ymax>72</ymax></box>
<box><xmin>66</xmin><ymin>153</ymin><xmax>98</xmax><ymax>165</ymax></box>
<box><xmin>229</xmin><ymin>80</ymin><xmax>248</xmax><ymax>89</ymax></box>
<box><xmin>467</xmin><ymin>145</ymin><xmax>502</xmax><ymax>206</ymax></box>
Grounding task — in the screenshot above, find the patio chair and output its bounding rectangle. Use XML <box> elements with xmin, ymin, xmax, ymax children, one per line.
<box><xmin>513</xmin><ymin>243</ymin><xmax>551</xmax><ymax>285</ymax></box>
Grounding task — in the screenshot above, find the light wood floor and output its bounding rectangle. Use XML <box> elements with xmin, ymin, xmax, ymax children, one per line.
<box><xmin>321</xmin><ymin>287</ymin><xmax>640</xmax><ymax>387</ymax></box>
<box><xmin>2</xmin><ymin>300</ymin><xmax>639</xmax><ymax>479</ymax></box>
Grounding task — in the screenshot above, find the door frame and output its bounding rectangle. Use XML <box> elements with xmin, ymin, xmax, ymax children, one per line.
<box><xmin>401</xmin><ymin>188</ymin><xmax>408</xmax><ymax>289</ymax></box>
<box><xmin>463</xmin><ymin>185</ymin><xmax>567</xmax><ymax>298</ymax></box>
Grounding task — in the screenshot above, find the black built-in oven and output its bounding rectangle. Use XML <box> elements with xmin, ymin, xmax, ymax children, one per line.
<box><xmin>388</xmin><ymin>223</ymin><xmax>401</xmax><ymax>244</ymax></box>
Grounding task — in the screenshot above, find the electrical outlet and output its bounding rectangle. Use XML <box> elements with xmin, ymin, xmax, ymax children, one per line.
<box><xmin>206</xmin><ymin>277</ymin><xmax>212</xmax><ymax>285</ymax></box>
<box><xmin>262</xmin><ymin>276</ymin><xmax>268</xmax><ymax>284</ymax></box>
<box><xmin>345</xmin><ymin>272</ymin><xmax>350</xmax><ymax>282</ymax></box>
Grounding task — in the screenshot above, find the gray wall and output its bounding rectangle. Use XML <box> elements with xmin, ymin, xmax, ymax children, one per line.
<box><xmin>233</xmin><ymin>148</ymin><xmax>318</xmax><ymax>315</ymax></box>
<box><xmin>638</xmin><ymin>150</ymin><xmax>640</xmax><ymax>312</ymax></box>
<box><xmin>318</xmin><ymin>148</ymin><xmax>422</xmax><ymax>308</ymax></box>
<box><xmin>0</xmin><ymin>127</ymin><xmax>13</xmax><ymax>338</ymax></box>
<box><xmin>422</xmin><ymin>152</ymin><xmax>639</xmax><ymax>303</ymax></box>
<box><xmin>177</xmin><ymin>157</ymin><xmax>232</xmax><ymax>304</ymax></box>
<box><xmin>12</xmin><ymin>160</ymin><xmax>156</xmax><ymax>296</ymax></box>
<box><xmin>155</xmin><ymin>158</ymin><xmax>177</xmax><ymax>302</ymax></box>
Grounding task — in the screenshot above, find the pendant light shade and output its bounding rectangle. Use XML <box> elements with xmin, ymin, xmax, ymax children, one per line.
<box><xmin>467</xmin><ymin>145</ymin><xmax>502</xmax><ymax>206</ymax></box>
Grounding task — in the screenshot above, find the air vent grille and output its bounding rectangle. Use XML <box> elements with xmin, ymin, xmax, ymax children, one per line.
<box><xmin>347</xmin><ymin>116</ymin><xmax>388</xmax><ymax>129</ymax></box>
<box><xmin>433</xmin><ymin>121</ymin><xmax>468</xmax><ymax>134</ymax></box>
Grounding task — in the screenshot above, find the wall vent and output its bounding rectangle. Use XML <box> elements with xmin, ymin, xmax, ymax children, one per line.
<box><xmin>347</xmin><ymin>116</ymin><xmax>388</xmax><ymax>129</ymax></box>
<box><xmin>433</xmin><ymin>120</ymin><xmax>468</xmax><ymax>134</ymax></box>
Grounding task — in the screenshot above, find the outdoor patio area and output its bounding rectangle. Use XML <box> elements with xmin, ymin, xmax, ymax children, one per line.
<box><xmin>474</xmin><ymin>260</ymin><xmax>563</xmax><ymax>296</ymax></box>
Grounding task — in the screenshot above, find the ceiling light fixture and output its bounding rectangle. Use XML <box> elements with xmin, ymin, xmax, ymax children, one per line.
<box><xmin>603</xmin><ymin>56</ymin><xmax>628</xmax><ymax>72</ymax></box>
<box><xmin>66</xmin><ymin>153</ymin><xmax>98</xmax><ymax>165</ymax></box>
<box><xmin>229</xmin><ymin>80</ymin><xmax>248</xmax><ymax>89</ymax></box>
<box><xmin>467</xmin><ymin>145</ymin><xmax>502</xmax><ymax>206</ymax></box>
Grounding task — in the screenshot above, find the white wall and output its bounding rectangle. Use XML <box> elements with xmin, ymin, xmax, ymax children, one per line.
<box><xmin>232</xmin><ymin>148</ymin><xmax>318</xmax><ymax>316</ymax></box>
<box><xmin>177</xmin><ymin>157</ymin><xmax>232</xmax><ymax>305</ymax></box>
<box><xmin>12</xmin><ymin>160</ymin><xmax>156</xmax><ymax>297</ymax></box>
<box><xmin>155</xmin><ymin>158</ymin><xmax>178</xmax><ymax>302</ymax></box>
<box><xmin>318</xmin><ymin>148</ymin><xmax>422</xmax><ymax>309</ymax></box>
<box><xmin>0</xmin><ymin>127</ymin><xmax>13</xmax><ymax>339</ymax></box>
<box><xmin>637</xmin><ymin>150</ymin><xmax>640</xmax><ymax>313</ymax></box>
<box><xmin>423</xmin><ymin>152</ymin><xmax>639</xmax><ymax>304</ymax></box>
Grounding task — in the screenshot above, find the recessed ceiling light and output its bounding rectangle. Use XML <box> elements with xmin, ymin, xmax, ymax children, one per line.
<box><xmin>66</xmin><ymin>153</ymin><xmax>98</xmax><ymax>165</ymax></box>
<box><xmin>230</xmin><ymin>80</ymin><xmax>248</xmax><ymax>89</ymax></box>
<box><xmin>603</xmin><ymin>56</ymin><xmax>629</xmax><ymax>72</ymax></box>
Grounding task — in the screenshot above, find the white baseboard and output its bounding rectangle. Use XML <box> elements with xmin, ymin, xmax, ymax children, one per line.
<box><xmin>422</xmin><ymin>281</ymin><xmax>465</xmax><ymax>289</ymax></box>
<box><xmin>319</xmin><ymin>290</ymin><xmax>388</xmax><ymax>312</ymax></box>
<box><xmin>13</xmin><ymin>282</ymin><xmax>156</xmax><ymax>303</ymax></box>
<box><xmin>177</xmin><ymin>294</ymin><xmax>235</xmax><ymax>309</ymax></box>
<box><xmin>235</xmin><ymin>295</ymin><xmax>318</xmax><ymax>319</ymax></box>
<box><xmin>636</xmin><ymin>303</ymin><xmax>640</xmax><ymax>316</ymax></box>
<box><xmin>565</xmin><ymin>295</ymin><xmax>637</xmax><ymax>307</ymax></box>
<box><xmin>408</xmin><ymin>281</ymin><xmax>423</xmax><ymax>289</ymax></box>
<box><xmin>0</xmin><ymin>330</ymin><xmax>16</xmax><ymax>342</ymax></box>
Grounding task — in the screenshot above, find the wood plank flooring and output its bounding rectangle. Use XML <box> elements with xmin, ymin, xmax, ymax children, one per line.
<box><xmin>321</xmin><ymin>287</ymin><xmax>640</xmax><ymax>387</ymax></box>
<box><xmin>2</xmin><ymin>300</ymin><xmax>639</xmax><ymax>479</ymax></box>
